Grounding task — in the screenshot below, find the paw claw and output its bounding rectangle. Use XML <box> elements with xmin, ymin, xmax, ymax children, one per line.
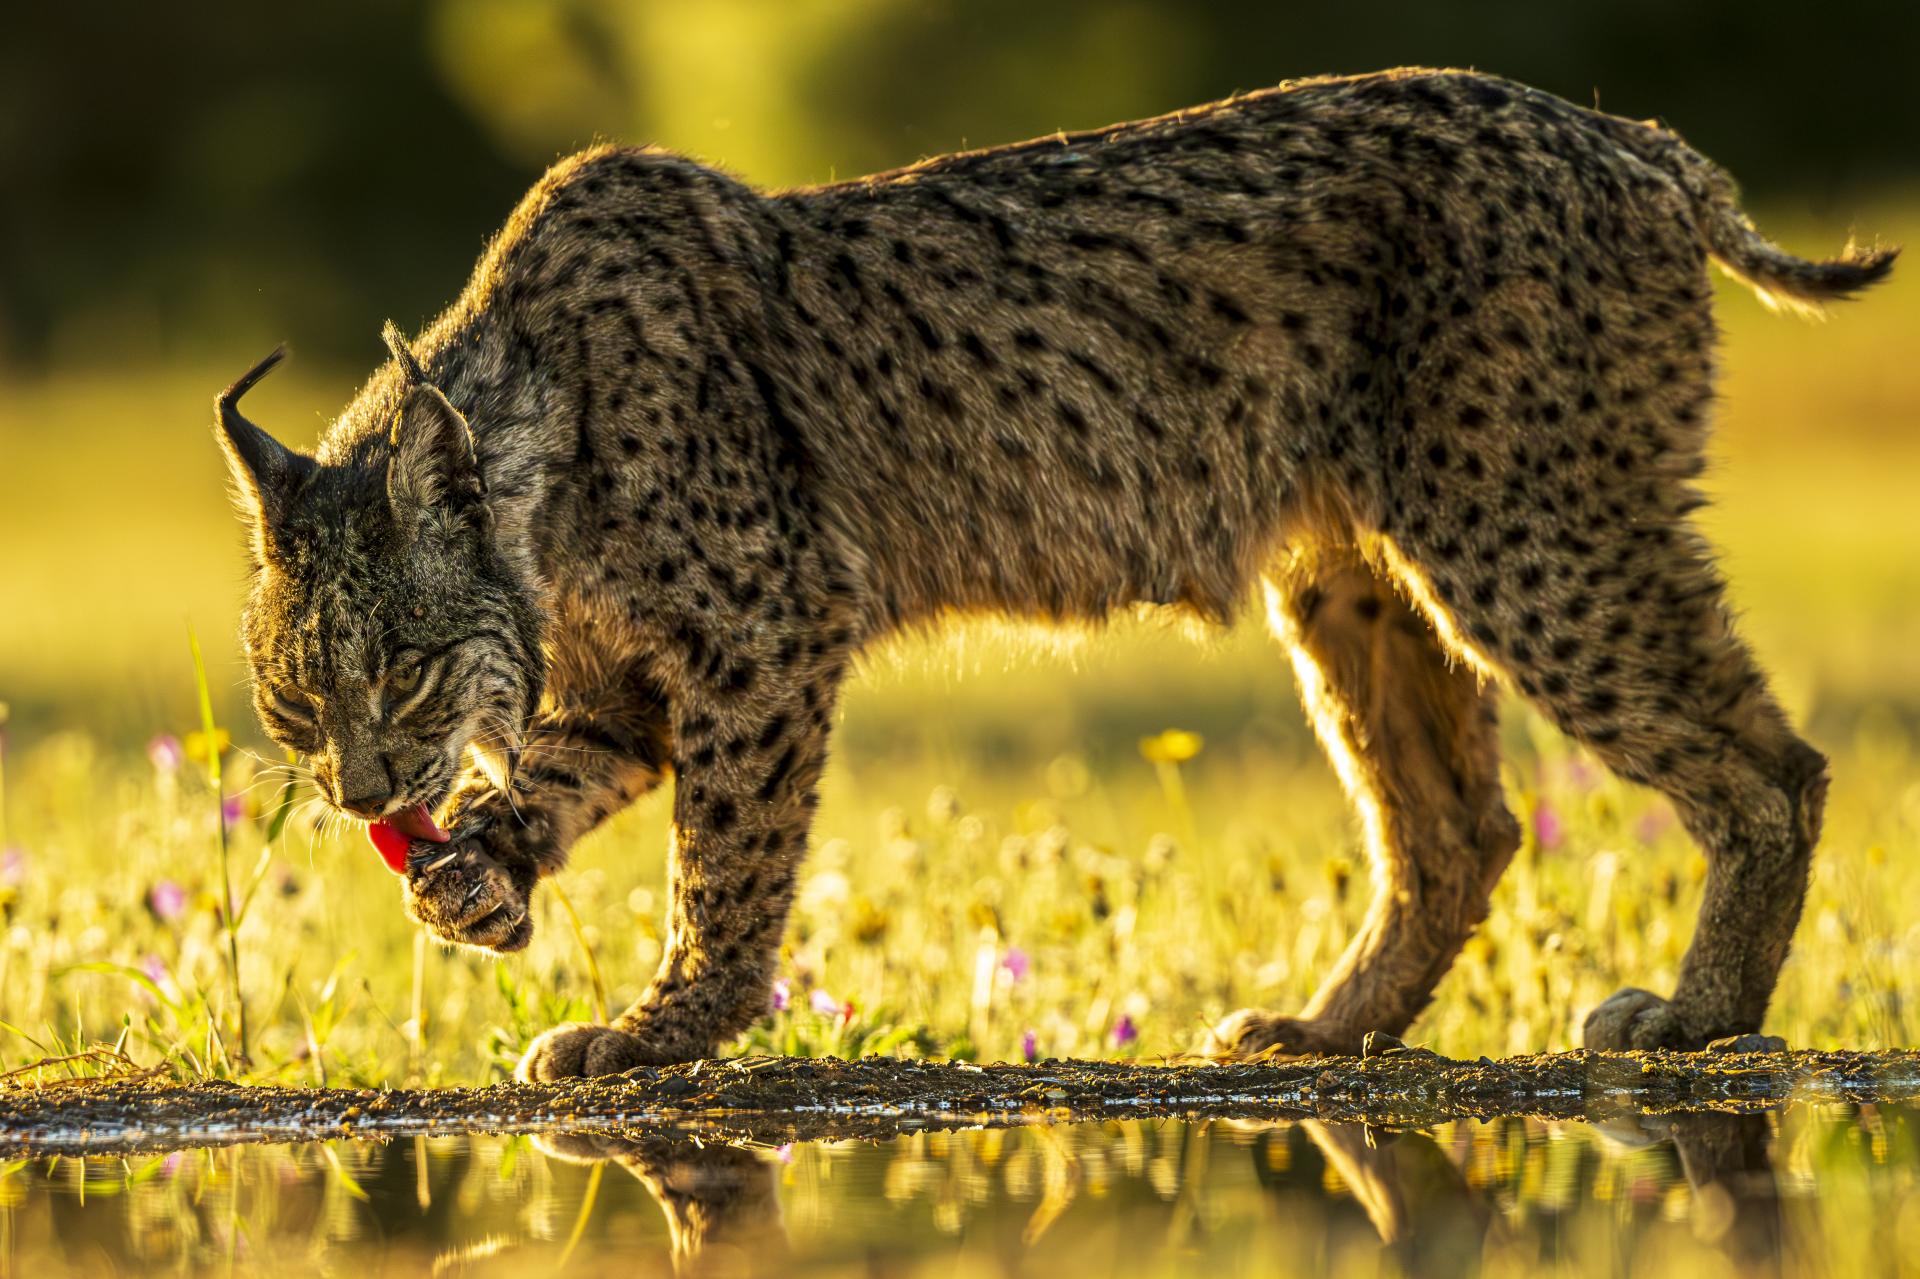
<box><xmin>404</xmin><ymin>845</ymin><xmax>533</xmax><ymax>953</ymax></box>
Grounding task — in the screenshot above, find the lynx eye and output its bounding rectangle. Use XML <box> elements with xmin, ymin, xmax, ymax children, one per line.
<box><xmin>271</xmin><ymin>687</ymin><xmax>315</xmax><ymax>722</ymax></box>
<box><xmin>389</xmin><ymin>657</ymin><xmax>426</xmax><ymax>696</ymax></box>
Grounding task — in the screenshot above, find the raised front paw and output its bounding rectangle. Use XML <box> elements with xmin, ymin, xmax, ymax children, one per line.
<box><xmin>403</xmin><ymin>836</ymin><xmax>535</xmax><ymax>953</ymax></box>
<box><xmin>1206</xmin><ymin>1008</ymin><xmax>1360</xmax><ymax>1059</ymax></box>
<box><xmin>517</xmin><ymin>1020</ymin><xmax>709</xmax><ymax>1081</ymax></box>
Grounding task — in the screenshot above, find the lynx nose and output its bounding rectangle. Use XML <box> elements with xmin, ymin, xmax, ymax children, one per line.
<box><xmin>339</xmin><ymin>787</ymin><xmax>394</xmax><ymax>820</ymax></box>
<box><xmin>336</xmin><ymin>754</ymin><xmax>397</xmax><ymax>818</ymax></box>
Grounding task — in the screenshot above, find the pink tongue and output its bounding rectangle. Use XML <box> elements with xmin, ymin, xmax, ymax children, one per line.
<box><xmin>384</xmin><ymin>803</ymin><xmax>451</xmax><ymax>844</ymax></box>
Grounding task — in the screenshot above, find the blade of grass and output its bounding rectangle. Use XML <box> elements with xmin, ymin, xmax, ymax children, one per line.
<box><xmin>56</xmin><ymin>963</ymin><xmax>175</xmax><ymax>1011</ymax></box>
<box><xmin>0</xmin><ymin>701</ymin><xmax>9</xmax><ymax>850</ymax></box>
<box><xmin>556</xmin><ymin>1161</ymin><xmax>604</xmax><ymax>1269</ymax></box>
<box><xmin>410</xmin><ymin>929</ymin><xmax>427</xmax><ymax>1082</ymax></box>
<box><xmin>548</xmin><ymin>879</ymin><xmax>609</xmax><ymax>1023</ymax></box>
<box><xmin>189</xmin><ymin>625</ymin><xmax>247</xmax><ymax>1068</ymax></box>
<box><xmin>232</xmin><ymin>844</ymin><xmax>276</xmax><ymax>930</ymax></box>
<box><xmin>0</xmin><ymin>1019</ymin><xmax>53</xmax><ymax>1058</ymax></box>
<box><xmin>320</xmin><ymin>1142</ymin><xmax>370</xmax><ymax>1201</ymax></box>
<box><xmin>263</xmin><ymin>757</ymin><xmax>299</xmax><ymax>844</ymax></box>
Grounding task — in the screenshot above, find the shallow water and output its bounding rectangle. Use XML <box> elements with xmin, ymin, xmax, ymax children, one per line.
<box><xmin>7</xmin><ymin>1103</ymin><xmax>1920</xmax><ymax>1277</ymax></box>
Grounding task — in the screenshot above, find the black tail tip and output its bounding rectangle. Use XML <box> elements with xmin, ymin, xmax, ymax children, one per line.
<box><xmin>1821</xmin><ymin>243</ymin><xmax>1900</xmax><ymax>297</ymax></box>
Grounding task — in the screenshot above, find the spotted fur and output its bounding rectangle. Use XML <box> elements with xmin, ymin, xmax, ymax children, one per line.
<box><xmin>216</xmin><ymin>68</ymin><xmax>1895</xmax><ymax>1076</ymax></box>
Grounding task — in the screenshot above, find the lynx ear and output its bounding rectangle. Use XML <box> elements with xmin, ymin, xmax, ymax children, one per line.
<box><xmin>383</xmin><ymin>321</ymin><xmax>486</xmax><ymax>524</ymax></box>
<box><xmin>388</xmin><ymin>382</ymin><xmax>485</xmax><ymax>520</ymax></box>
<box><xmin>215</xmin><ymin>345</ymin><xmax>311</xmax><ymax>556</ymax></box>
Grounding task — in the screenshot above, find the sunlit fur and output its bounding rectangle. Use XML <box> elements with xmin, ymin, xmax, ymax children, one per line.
<box><xmin>217</xmin><ymin>67</ymin><xmax>1893</xmax><ymax>1078</ymax></box>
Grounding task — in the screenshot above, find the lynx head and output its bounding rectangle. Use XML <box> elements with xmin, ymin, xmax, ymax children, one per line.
<box><xmin>214</xmin><ymin>328</ymin><xmax>544</xmax><ymax>829</ymax></box>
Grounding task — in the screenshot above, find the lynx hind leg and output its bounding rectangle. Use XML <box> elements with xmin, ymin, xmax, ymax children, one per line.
<box><xmin>1456</xmin><ymin>530</ymin><xmax>1823</xmax><ymax>1050</ymax></box>
<box><xmin>1377</xmin><ymin>315</ymin><xmax>1825</xmax><ymax>1049</ymax></box>
<box><xmin>1211</xmin><ymin>547</ymin><xmax>1520</xmax><ymax>1059</ymax></box>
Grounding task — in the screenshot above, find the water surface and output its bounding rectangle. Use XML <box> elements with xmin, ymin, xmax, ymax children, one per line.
<box><xmin>7</xmin><ymin>1103</ymin><xmax>1920</xmax><ymax>1276</ymax></box>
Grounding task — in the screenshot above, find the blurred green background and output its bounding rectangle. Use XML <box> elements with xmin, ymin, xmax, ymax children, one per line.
<box><xmin>2</xmin><ymin>0</ymin><xmax>1916</xmax><ymax>754</ymax></box>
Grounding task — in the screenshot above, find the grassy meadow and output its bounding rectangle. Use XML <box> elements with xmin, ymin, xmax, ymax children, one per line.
<box><xmin>1</xmin><ymin>205</ymin><xmax>1918</xmax><ymax>1086</ymax></box>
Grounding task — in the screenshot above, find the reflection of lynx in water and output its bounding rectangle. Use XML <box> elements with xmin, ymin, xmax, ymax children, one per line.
<box><xmin>542</xmin><ymin>1119</ymin><xmax>1777</xmax><ymax>1274</ymax></box>
<box><xmin>537</xmin><ymin>1135</ymin><xmax>784</xmax><ymax>1270</ymax></box>
<box><xmin>214</xmin><ymin>67</ymin><xmax>1894</xmax><ymax>1077</ymax></box>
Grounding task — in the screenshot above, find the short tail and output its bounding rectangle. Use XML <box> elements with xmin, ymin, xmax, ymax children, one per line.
<box><xmin>1595</xmin><ymin>112</ymin><xmax>1898</xmax><ymax>316</ymax></box>
<box><xmin>1706</xmin><ymin>213</ymin><xmax>1899</xmax><ymax>316</ymax></box>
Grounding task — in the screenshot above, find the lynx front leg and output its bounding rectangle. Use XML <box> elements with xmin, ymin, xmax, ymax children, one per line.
<box><xmin>520</xmin><ymin>654</ymin><xmax>846</xmax><ymax>1078</ymax></box>
<box><xmin>404</xmin><ymin>667</ymin><xmax>671</xmax><ymax>952</ymax></box>
<box><xmin>1212</xmin><ymin>549</ymin><xmax>1520</xmax><ymax>1058</ymax></box>
<box><xmin>536</xmin><ymin>1134</ymin><xmax>786</xmax><ymax>1269</ymax></box>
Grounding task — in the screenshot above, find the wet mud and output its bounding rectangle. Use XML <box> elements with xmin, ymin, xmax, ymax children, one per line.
<box><xmin>4</xmin><ymin>1047</ymin><xmax>1917</xmax><ymax>1157</ymax></box>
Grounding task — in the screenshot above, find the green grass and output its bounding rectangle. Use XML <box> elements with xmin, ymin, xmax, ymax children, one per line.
<box><xmin>1</xmin><ymin>206</ymin><xmax>1917</xmax><ymax>1085</ymax></box>
<box><xmin>5</xmin><ymin>653</ymin><xmax>1918</xmax><ymax>1086</ymax></box>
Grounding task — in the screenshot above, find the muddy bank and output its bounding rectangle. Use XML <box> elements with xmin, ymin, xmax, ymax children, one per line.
<box><xmin>4</xmin><ymin>1048</ymin><xmax>1917</xmax><ymax>1157</ymax></box>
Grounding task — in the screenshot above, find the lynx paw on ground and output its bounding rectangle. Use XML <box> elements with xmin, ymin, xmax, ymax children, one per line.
<box><xmin>1582</xmin><ymin>988</ymin><xmax>1785</xmax><ymax>1052</ymax></box>
<box><xmin>1206</xmin><ymin>1009</ymin><xmax>1358</xmax><ymax>1059</ymax></box>
<box><xmin>516</xmin><ymin>1022</ymin><xmax>700</xmax><ymax>1081</ymax></box>
<box><xmin>1583</xmin><ymin>988</ymin><xmax>1689</xmax><ymax>1050</ymax></box>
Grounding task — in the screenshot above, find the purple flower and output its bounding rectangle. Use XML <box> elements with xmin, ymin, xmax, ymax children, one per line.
<box><xmin>148</xmin><ymin>880</ymin><xmax>188</xmax><ymax>922</ymax></box>
<box><xmin>1021</xmin><ymin>1029</ymin><xmax>1039</xmax><ymax>1063</ymax></box>
<box><xmin>140</xmin><ymin>953</ymin><xmax>168</xmax><ymax>986</ymax></box>
<box><xmin>221</xmin><ymin>794</ymin><xmax>247</xmax><ymax>829</ymax></box>
<box><xmin>1000</xmin><ymin>946</ymin><xmax>1031</xmax><ymax>983</ymax></box>
<box><xmin>0</xmin><ymin>844</ymin><xmax>25</xmax><ymax>887</ymax></box>
<box><xmin>1532</xmin><ymin>802</ymin><xmax>1565</xmax><ymax>850</ymax></box>
<box><xmin>1563</xmin><ymin>758</ymin><xmax>1599</xmax><ymax>791</ymax></box>
<box><xmin>809</xmin><ymin>987</ymin><xmax>841</xmax><ymax>1016</ymax></box>
<box><xmin>770</xmin><ymin>979</ymin><xmax>791</xmax><ymax>1013</ymax></box>
<box><xmin>1634</xmin><ymin>807</ymin><xmax>1675</xmax><ymax>844</ymax></box>
<box><xmin>147</xmin><ymin>734</ymin><xmax>184</xmax><ymax>775</ymax></box>
<box><xmin>775</xmin><ymin>1143</ymin><xmax>795</xmax><ymax>1165</ymax></box>
<box><xmin>1111</xmin><ymin>1014</ymin><xmax>1139</xmax><ymax>1048</ymax></box>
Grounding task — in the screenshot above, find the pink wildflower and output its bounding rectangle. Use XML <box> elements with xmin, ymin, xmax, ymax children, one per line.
<box><xmin>808</xmin><ymin>987</ymin><xmax>840</xmax><ymax>1016</ymax></box>
<box><xmin>1021</xmin><ymin>1029</ymin><xmax>1039</xmax><ymax>1063</ymax></box>
<box><xmin>1000</xmin><ymin>946</ymin><xmax>1031</xmax><ymax>982</ymax></box>
<box><xmin>147</xmin><ymin>734</ymin><xmax>184</xmax><ymax>774</ymax></box>
<box><xmin>148</xmin><ymin>880</ymin><xmax>187</xmax><ymax>921</ymax></box>
<box><xmin>770</xmin><ymin>978</ymin><xmax>791</xmax><ymax>1013</ymax></box>
<box><xmin>1532</xmin><ymin>801</ymin><xmax>1565</xmax><ymax>850</ymax></box>
<box><xmin>1111</xmin><ymin>1015</ymin><xmax>1138</xmax><ymax>1048</ymax></box>
<box><xmin>1563</xmin><ymin>757</ymin><xmax>1598</xmax><ymax>791</ymax></box>
<box><xmin>1634</xmin><ymin>807</ymin><xmax>1675</xmax><ymax>844</ymax></box>
<box><xmin>0</xmin><ymin>845</ymin><xmax>24</xmax><ymax>887</ymax></box>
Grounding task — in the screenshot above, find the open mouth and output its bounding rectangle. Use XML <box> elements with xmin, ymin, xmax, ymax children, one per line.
<box><xmin>366</xmin><ymin>795</ymin><xmax>452</xmax><ymax>873</ymax></box>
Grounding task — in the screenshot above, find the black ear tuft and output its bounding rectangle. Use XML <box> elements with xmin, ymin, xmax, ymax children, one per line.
<box><xmin>382</xmin><ymin>320</ymin><xmax>431</xmax><ymax>387</ymax></box>
<box><xmin>214</xmin><ymin>345</ymin><xmax>311</xmax><ymax>555</ymax></box>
